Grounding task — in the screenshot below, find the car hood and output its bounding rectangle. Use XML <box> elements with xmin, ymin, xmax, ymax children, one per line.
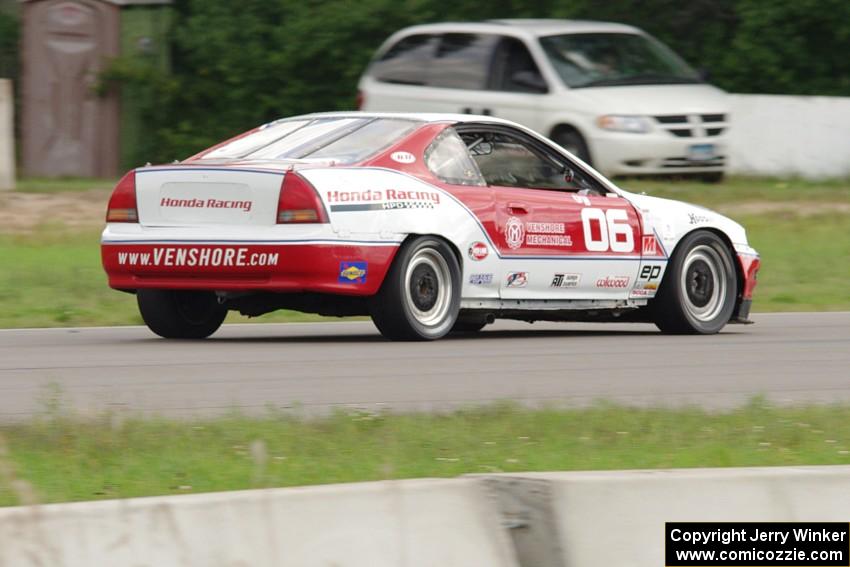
<box><xmin>619</xmin><ymin>189</ymin><xmax>749</xmax><ymax>251</ymax></box>
<box><xmin>566</xmin><ymin>83</ymin><xmax>729</xmax><ymax>116</ymax></box>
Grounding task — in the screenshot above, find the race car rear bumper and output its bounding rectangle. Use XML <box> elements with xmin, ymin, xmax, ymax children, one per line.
<box><xmin>101</xmin><ymin>240</ymin><xmax>399</xmax><ymax>295</ymax></box>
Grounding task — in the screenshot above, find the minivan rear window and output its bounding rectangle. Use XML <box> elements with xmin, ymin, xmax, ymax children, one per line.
<box><xmin>370</xmin><ymin>34</ymin><xmax>437</xmax><ymax>85</ymax></box>
<box><xmin>429</xmin><ymin>33</ymin><xmax>498</xmax><ymax>90</ymax></box>
<box><xmin>371</xmin><ymin>32</ymin><xmax>499</xmax><ymax>89</ymax></box>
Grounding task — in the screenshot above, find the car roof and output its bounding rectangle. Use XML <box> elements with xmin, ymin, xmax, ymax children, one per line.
<box><xmin>287</xmin><ymin>111</ymin><xmax>517</xmax><ymax>127</ymax></box>
<box><xmin>389</xmin><ymin>19</ymin><xmax>642</xmax><ymax>40</ymax></box>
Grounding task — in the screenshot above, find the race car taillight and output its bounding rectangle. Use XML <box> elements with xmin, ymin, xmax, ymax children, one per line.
<box><xmin>105</xmin><ymin>170</ymin><xmax>138</xmax><ymax>222</ymax></box>
<box><xmin>277</xmin><ymin>172</ymin><xmax>329</xmax><ymax>224</ymax></box>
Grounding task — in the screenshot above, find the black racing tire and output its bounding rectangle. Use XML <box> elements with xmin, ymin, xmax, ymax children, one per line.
<box><xmin>137</xmin><ymin>289</ymin><xmax>227</xmax><ymax>339</ymax></box>
<box><xmin>370</xmin><ymin>236</ymin><xmax>461</xmax><ymax>341</ymax></box>
<box><xmin>651</xmin><ymin>230</ymin><xmax>737</xmax><ymax>334</ymax></box>
<box><xmin>552</xmin><ymin>127</ymin><xmax>592</xmax><ymax>165</ymax></box>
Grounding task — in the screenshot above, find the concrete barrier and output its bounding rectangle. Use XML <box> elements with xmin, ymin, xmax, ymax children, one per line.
<box><xmin>0</xmin><ymin>478</ymin><xmax>519</xmax><ymax>567</ymax></box>
<box><xmin>0</xmin><ymin>79</ymin><xmax>13</xmax><ymax>191</ymax></box>
<box><xmin>4</xmin><ymin>466</ymin><xmax>850</xmax><ymax>566</ymax></box>
<box><xmin>484</xmin><ymin>466</ymin><xmax>850</xmax><ymax>567</ymax></box>
<box><xmin>728</xmin><ymin>94</ymin><xmax>850</xmax><ymax>179</ymax></box>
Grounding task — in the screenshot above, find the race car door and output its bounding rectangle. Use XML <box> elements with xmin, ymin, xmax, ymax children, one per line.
<box><xmin>456</xmin><ymin>125</ymin><xmax>642</xmax><ymax>299</ymax></box>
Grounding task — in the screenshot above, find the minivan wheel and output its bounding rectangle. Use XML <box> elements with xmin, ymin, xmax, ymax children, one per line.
<box><xmin>137</xmin><ymin>289</ymin><xmax>227</xmax><ymax>339</ymax></box>
<box><xmin>552</xmin><ymin>128</ymin><xmax>591</xmax><ymax>165</ymax></box>
<box><xmin>370</xmin><ymin>236</ymin><xmax>461</xmax><ymax>341</ymax></box>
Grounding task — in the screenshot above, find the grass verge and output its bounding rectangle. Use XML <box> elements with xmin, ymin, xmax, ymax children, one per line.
<box><xmin>2</xmin><ymin>400</ymin><xmax>850</xmax><ymax>507</ymax></box>
<box><xmin>1</xmin><ymin>176</ymin><xmax>848</xmax><ymax>327</ymax></box>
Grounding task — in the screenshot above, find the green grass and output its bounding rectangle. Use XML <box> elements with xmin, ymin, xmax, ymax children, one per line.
<box><xmin>619</xmin><ymin>176</ymin><xmax>850</xmax><ymax>207</ymax></box>
<box><xmin>1</xmin><ymin>177</ymin><xmax>848</xmax><ymax>327</ymax></box>
<box><xmin>2</xmin><ymin>400</ymin><xmax>850</xmax><ymax>506</ymax></box>
<box><xmin>0</xmin><ymin>227</ymin><xmax>345</xmax><ymax>327</ymax></box>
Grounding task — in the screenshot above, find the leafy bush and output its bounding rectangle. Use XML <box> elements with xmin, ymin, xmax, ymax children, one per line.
<box><xmin>0</xmin><ymin>9</ymin><xmax>18</xmax><ymax>80</ymax></box>
<box><xmin>101</xmin><ymin>0</ymin><xmax>850</xmax><ymax>165</ymax></box>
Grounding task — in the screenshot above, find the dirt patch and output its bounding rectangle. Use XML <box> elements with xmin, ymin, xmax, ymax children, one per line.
<box><xmin>0</xmin><ymin>190</ymin><xmax>110</xmax><ymax>234</ymax></box>
<box><xmin>1</xmin><ymin>190</ymin><xmax>847</xmax><ymax>236</ymax></box>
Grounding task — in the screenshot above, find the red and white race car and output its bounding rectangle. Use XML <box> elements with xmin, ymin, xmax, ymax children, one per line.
<box><xmin>101</xmin><ymin>112</ymin><xmax>759</xmax><ymax>340</ymax></box>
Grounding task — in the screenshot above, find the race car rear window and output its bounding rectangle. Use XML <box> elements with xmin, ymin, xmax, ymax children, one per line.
<box><xmin>198</xmin><ymin>117</ymin><xmax>420</xmax><ymax>164</ymax></box>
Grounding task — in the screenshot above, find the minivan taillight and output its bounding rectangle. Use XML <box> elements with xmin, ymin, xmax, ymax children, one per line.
<box><xmin>277</xmin><ymin>172</ymin><xmax>329</xmax><ymax>224</ymax></box>
<box><xmin>356</xmin><ymin>90</ymin><xmax>364</xmax><ymax>110</ymax></box>
<box><xmin>105</xmin><ymin>170</ymin><xmax>138</xmax><ymax>222</ymax></box>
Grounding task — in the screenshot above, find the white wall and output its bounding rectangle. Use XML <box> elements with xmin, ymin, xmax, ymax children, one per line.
<box><xmin>728</xmin><ymin>94</ymin><xmax>850</xmax><ymax>179</ymax></box>
<box><xmin>0</xmin><ymin>79</ymin><xmax>13</xmax><ymax>190</ymax></box>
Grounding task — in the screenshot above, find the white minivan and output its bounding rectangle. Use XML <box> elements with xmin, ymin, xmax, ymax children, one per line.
<box><xmin>358</xmin><ymin>19</ymin><xmax>730</xmax><ymax>180</ymax></box>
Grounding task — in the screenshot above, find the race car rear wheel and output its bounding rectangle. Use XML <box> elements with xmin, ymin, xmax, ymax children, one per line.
<box><xmin>651</xmin><ymin>230</ymin><xmax>737</xmax><ymax>334</ymax></box>
<box><xmin>137</xmin><ymin>289</ymin><xmax>227</xmax><ymax>339</ymax></box>
<box><xmin>370</xmin><ymin>236</ymin><xmax>461</xmax><ymax>341</ymax></box>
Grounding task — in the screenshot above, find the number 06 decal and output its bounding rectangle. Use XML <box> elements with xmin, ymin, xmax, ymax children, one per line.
<box><xmin>581</xmin><ymin>208</ymin><xmax>634</xmax><ymax>253</ymax></box>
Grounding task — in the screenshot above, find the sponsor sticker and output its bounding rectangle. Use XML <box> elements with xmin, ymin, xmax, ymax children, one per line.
<box><xmin>469</xmin><ymin>273</ymin><xmax>494</xmax><ymax>285</ymax></box>
<box><xmin>639</xmin><ymin>265</ymin><xmax>662</xmax><ymax>281</ymax></box>
<box><xmin>160</xmin><ymin>197</ymin><xmax>252</xmax><ymax>213</ymax></box>
<box><xmin>527</xmin><ymin>233</ymin><xmax>573</xmax><ymax>247</ymax></box>
<box><xmin>327</xmin><ymin>189</ymin><xmax>440</xmax><ymax>212</ymax></box>
<box><xmin>338</xmin><ymin>261</ymin><xmax>367</xmax><ymax>284</ymax></box>
<box><xmin>390</xmin><ymin>151</ymin><xmax>416</xmax><ymax>164</ymax></box>
<box><xmin>630</xmin><ymin>288</ymin><xmax>657</xmax><ymax>298</ymax></box>
<box><xmin>688</xmin><ymin>212</ymin><xmax>711</xmax><ymax>225</ymax></box>
<box><xmin>505</xmin><ymin>218</ymin><xmax>573</xmax><ymax>249</ymax></box>
<box><xmin>505</xmin><ymin>272</ymin><xmax>528</xmax><ymax>288</ymax></box>
<box><xmin>468</xmin><ymin>242</ymin><xmax>489</xmax><ymax>261</ymax></box>
<box><xmin>505</xmin><ymin>217</ymin><xmax>524</xmax><ymax>250</ymax></box>
<box><xmin>551</xmin><ymin>273</ymin><xmax>581</xmax><ymax>288</ymax></box>
<box><xmin>641</xmin><ymin>235</ymin><xmax>659</xmax><ymax>255</ymax></box>
<box><xmin>596</xmin><ymin>275</ymin><xmax>630</xmax><ymax>288</ymax></box>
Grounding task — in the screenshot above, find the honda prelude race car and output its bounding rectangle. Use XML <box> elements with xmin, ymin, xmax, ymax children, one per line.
<box><xmin>101</xmin><ymin>112</ymin><xmax>760</xmax><ymax>340</ymax></box>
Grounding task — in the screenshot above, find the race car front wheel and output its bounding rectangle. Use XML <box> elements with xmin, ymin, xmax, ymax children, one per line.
<box><xmin>651</xmin><ymin>230</ymin><xmax>737</xmax><ymax>334</ymax></box>
<box><xmin>370</xmin><ymin>236</ymin><xmax>461</xmax><ymax>341</ymax></box>
<box><xmin>137</xmin><ymin>289</ymin><xmax>227</xmax><ymax>339</ymax></box>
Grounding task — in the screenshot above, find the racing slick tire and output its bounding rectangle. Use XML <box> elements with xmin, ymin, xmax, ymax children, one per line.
<box><xmin>137</xmin><ymin>289</ymin><xmax>227</xmax><ymax>339</ymax></box>
<box><xmin>651</xmin><ymin>230</ymin><xmax>737</xmax><ymax>334</ymax></box>
<box><xmin>370</xmin><ymin>236</ymin><xmax>461</xmax><ymax>341</ymax></box>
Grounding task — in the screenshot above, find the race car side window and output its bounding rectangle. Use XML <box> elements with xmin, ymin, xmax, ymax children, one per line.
<box><xmin>425</xmin><ymin>128</ymin><xmax>486</xmax><ymax>186</ymax></box>
<box><xmin>459</xmin><ymin>128</ymin><xmax>605</xmax><ymax>194</ymax></box>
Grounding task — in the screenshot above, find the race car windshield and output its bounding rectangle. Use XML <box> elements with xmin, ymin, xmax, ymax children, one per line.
<box><xmin>199</xmin><ymin>117</ymin><xmax>421</xmax><ymax>164</ymax></box>
<box><xmin>539</xmin><ymin>32</ymin><xmax>702</xmax><ymax>89</ymax></box>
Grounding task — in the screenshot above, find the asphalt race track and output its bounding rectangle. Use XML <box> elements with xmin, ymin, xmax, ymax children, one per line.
<box><xmin>0</xmin><ymin>312</ymin><xmax>848</xmax><ymax>420</ymax></box>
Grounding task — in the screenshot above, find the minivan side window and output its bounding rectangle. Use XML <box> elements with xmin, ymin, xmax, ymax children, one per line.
<box><xmin>429</xmin><ymin>33</ymin><xmax>498</xmax><ymax>90</ymax></box>
<box><xmin>370</xmin><ymin>34</ymin><xmax>438</xmax><ymax>85</ymax></box>
<box><xmin>489</xmin><ymin>38</ymin><xmax>548</xmax><ymax>93</ymax></box>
